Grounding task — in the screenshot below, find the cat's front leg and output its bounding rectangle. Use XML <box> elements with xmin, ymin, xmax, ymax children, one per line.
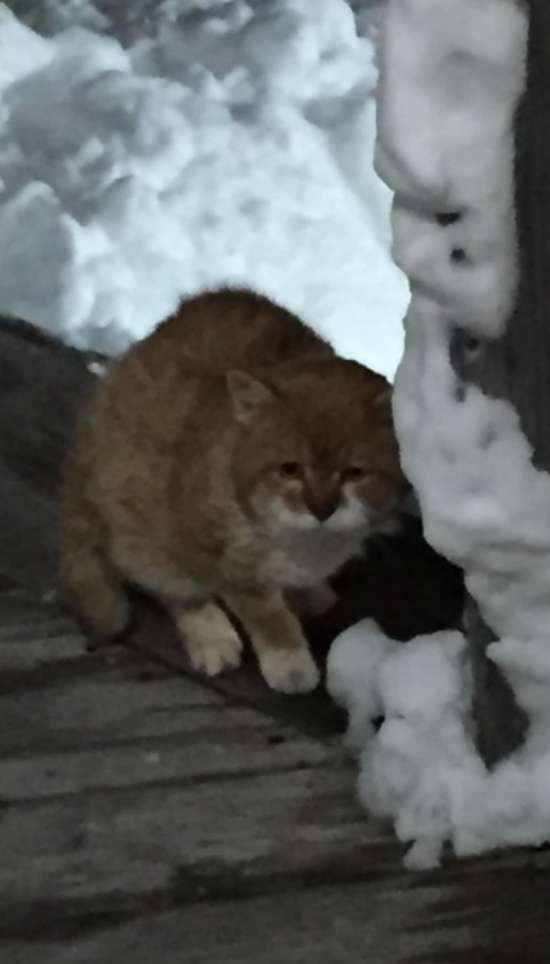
<box><xmin>171</xmin><ymin>599</ymin><xmax>243</xmax><ymax>676</ymax></box>
<box><xmin>222</xmin><ymin>588</ymin><xmax>320</xmax><ymax>694</ymax></box>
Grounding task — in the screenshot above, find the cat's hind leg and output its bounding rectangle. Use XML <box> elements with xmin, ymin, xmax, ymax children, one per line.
<box><xmin>60</xmin><ymin>506</ymin><xmax>131</xmax><ymax>646</ymax></box>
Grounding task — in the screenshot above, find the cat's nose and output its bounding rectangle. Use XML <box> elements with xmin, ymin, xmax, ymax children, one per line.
<box><xmin>306</xmin><ymin>494</ymin><xmax>338</xmax><ymax>522</ymax></box>
<box><xmin>315</xmin><ymin>504</ymin><xmax>337</xmax><ymax>522</ymax></box>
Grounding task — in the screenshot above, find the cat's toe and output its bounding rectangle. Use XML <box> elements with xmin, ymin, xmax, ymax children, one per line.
<box><xmin>259</xmin><ymin>647</ymin><xmax>320</xmax><ymax>694</ymax></box>
<box><xmin>187</xmin><ymin>631</ymin><xmax>243</xmax><ymax>676</ymax></box>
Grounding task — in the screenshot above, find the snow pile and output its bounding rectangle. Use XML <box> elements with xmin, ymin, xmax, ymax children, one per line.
<box><xmin>376</xmin><ymin>0</ymin><xmax>523</xmax><ymax>336</ymax></box>
<box><xmin>328</xmin><ymin>624</ymin><xmax>484</xmax><ymax>869</ymax></box>
<box><xmin>326</xmin><ymin>617</ymin><xmax>399</xmax><ymax>752</ymax></box>
<box><xmin>0</xmin><ymin>7</ymin><xmax>54</xmax><ymax>94</ymax></box>
<box><xmin>0</xmin><ymin>1</ymin><xmax>408</xmax><ymax>376</ymax></box>
<box><xmin>329</xmin><ymin>621</ymin><xmax>550</xmax><ymax>869</ymax></box>
<box><xmin>327</xmin><ymin>0</ymin><xmax>547</xmax><ymax>868</ymax></box>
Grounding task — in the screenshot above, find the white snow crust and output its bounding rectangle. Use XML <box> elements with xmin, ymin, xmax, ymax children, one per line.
<box><xmin>327</xmin><ymin>1</ymin><xmax>550</xmax><ymax>868</ymax></box>
<box><xmin>0</xmin><ymin>0</ymin><xmax>408</xmax><ymax>377</ymax></box>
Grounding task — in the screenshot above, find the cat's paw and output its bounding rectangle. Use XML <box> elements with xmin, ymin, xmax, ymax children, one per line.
<box><xmin>177</xmin><ymin>601</ymin><xmax>244</xmax><ymax>677</ymax></box>
<box><xmin>259</xmin><ymin>646</ymin><xmax>320</xmax><ymax>694</ymax></box>
<box><xmin>186</xmin><ymin>628</ymin><xmax>244</xmax><ymax>676</ymax></box>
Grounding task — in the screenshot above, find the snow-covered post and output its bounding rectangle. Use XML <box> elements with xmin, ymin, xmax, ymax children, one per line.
<box><xmin>376</xmin><ymin>1</ymin><xmax>535</xmax><ymax>766</ymax></box>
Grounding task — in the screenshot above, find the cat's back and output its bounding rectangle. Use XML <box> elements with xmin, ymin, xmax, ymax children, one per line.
<box><xmin>145</xmin><ymin>287</ymin><xmax>334</xmax><ymax>374</ymax></box>
<box><xmin>89</xmin><ymin>288</ymin><xmax>306</xmax><ymax>446</ymax></box>
<box><xmin>68</xmin><ymin>287</ymin><xmax>335</xmax><ymax>490</ymax></box>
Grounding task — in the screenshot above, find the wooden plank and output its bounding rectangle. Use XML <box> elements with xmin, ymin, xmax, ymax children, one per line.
<box><xmin>0</xmin><ymin>616</ymin><xmax>78</xmax><ymax>643</ymax></box>
<box><xmin>0</xmin><ymin>881</ymin><xmax>480</xmax><ymax>964</ymax></box>
<box><xmin>0</xmin><ymin>591</ymin><xmax>70</xmax><ymax>628</ymax></box>
<box><xmin>1</xmin><ymin>717</ymin><xmax>340</xmax><ymax>801</ymax></box>
<box><xmin>2</xmin><ymin>835</ymin><xmax>550</xmax><ymax>962</ymax></box>
<box><xmin>0</xmin><ymin>467</ymin><xmax>61</xmax><ymax>594</ymax></box>
<box><xmin>0</xmin><ymin>664</ymin><xmax>223</xmax><ymax>754</ymax></box>
<box><xmin>0</xmin><ymin>591</ymin><xmax>89</xmax><ymax>672</ymax></box>
<box><xmin>0</xmin><ymin>319</ymin><xmax>96</xmax><ymax>593</ymax></box>
<box><xmin>0</xmin><ymin>627</ymin><xmax>88</xmax><ymax>672</ymax></box>
<box><xmin>0</xmin><ymin>644</ymin><xmax>163</xmax><ymax>694</ymax></box>
<box><xmin>0</xmin><ymin>766</ymin><xmax>378</xmax><ymax>915</ymax></box>
<box><xmin>2</xmin><ymin>758</ymin><xmax>548</xmax><ymax>928</ymax></box>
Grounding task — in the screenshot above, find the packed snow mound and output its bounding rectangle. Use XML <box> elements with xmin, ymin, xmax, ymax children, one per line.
<box><xmin>0</xmin><ymin>1</ymin><xmax>408</xmax><ymax>376</ymax></box>
<box><xmin>328</xmin><ymin>622</ymin><xmax>550</xmax><ymax>868</ymax></box>
<box><xmin>326</xmin><ymin>617</ymin><xmax>399</xmax><ymax>751</ymax></box>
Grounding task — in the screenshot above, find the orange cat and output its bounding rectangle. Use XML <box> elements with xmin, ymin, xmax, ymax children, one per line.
<box><xmin>60</xmin><ymin>289</ymin><xmax>404</xmax><ymax>693</ymax></box>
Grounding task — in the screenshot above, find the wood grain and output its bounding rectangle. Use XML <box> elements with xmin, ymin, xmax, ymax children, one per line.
<box><xmin>0</xmin><ymin>319</ymin><xmax>96</xmax><ymax>593</ymax></box>
<box><xmin>0</xmin><ymin>765</ymin><xmax>369</xmax><ymax>908</ymax></box>
<box><xmin>0</xmin><ymin>882</ymin><xmax>484</xmax><ymax>964</ymax></box>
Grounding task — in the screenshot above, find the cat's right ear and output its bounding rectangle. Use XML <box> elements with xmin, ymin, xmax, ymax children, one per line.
<box><xmin>226</xmin><ymin>370</ymin><xmax>277</xmax><ymax>426</ymax></box>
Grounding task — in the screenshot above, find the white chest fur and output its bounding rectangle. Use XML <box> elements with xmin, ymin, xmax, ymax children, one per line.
<box><xmin>263</xmin><ymin>524</ymin><xmax>367</xmax><ymax>589</ymax></box>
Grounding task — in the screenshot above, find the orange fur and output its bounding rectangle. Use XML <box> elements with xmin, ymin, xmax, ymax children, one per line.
<box><xmin>60</xmin><ymin>288</ymin><xmax>404</xmax><ymax>692</ymax></box>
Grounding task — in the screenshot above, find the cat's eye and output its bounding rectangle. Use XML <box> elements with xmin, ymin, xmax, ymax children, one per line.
<box><xmin>341</xmin><ymin>466</ymin><xmax>367</xmax><ymax>482</ymax></box>
<box><xmin>279</xmin><ymin>461</ymin><xmax>301</xmax><ymax>478</ymax></box>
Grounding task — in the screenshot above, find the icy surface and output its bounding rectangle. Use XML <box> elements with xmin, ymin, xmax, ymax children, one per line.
<box><xmin>326</xmin><ymin>0</ymin><xmax>550</xmax><ymax>867</ymax></box>
<box><xmin>0</xmin><ymin>1</ymin><xmax>408</xmax><ymax>376</ymax></box>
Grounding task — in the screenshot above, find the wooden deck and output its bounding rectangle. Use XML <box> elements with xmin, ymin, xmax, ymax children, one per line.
<box><xmin>1</xmin><ymin>321</ymin><xmax>549</xmax><ymax>962</ymax></box>
<box><xmin>2</xmin><ymin>587</ymin><xmax>550</xmax><ymax>964</ymax></box>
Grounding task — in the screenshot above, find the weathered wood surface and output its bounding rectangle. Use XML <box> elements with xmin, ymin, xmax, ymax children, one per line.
<box><xmin>3</xmin><ymin>885</ymin><xmax>476</xmax><ymax>964</ymax></box>
<box><xmin>6</xmin><ymin>868</ymin><xmax>550</xmax><ymax>964</ymax></box>
<box><xmin>0</xmin><ymin>319</ymin><xmax>96</xmax><ymax>593</ymax></box>
<box><xmin>3</xmin><ymin>587</ymin><xmax>550</xmax><ymax>964</ymax></box>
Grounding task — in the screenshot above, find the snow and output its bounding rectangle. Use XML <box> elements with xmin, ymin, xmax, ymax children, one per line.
<box><xmin>0</xmin><ymin>0</ymin><xmax>408</xmax><ymax>377</ymax></box>
<box><xmin>328</xmin><ymin>619</ymin><xmax>550</xmax><ymax>868</ymax></box>
<box><xmin>375</xmin><ymin>0</ymin><xmax>525</xmax><ymax>336</ymax></box>
<box><xmin>328</xmin><ymin>0</ymin><xmax>549</xmax><ymax>868</ymax></box>
<box><xmin>328</xmin><ymin>625</ymin><xmax>482</xmax><ymax>869</ymax></box>
<box><xmin>0</xmin><ymin>7</ymin><xmax>54</xmax><ymax>95</ymax></box>
<box><xmin>326</xmin><ymin>618</ymin><xmax>399</xmax><ymax>751</ymax></box>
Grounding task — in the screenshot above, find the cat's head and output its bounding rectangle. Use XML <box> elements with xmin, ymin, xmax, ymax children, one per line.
<box><xmin>227</xmin><ymin>360</ymin><xmax>405</xmax><ymax>534</ymax></box>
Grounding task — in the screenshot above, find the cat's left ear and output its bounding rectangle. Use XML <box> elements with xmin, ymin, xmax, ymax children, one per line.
<box><xmin>227</xmin><ymin>370</ymin><xmax>278</xmax><ymax>426</ymax></box>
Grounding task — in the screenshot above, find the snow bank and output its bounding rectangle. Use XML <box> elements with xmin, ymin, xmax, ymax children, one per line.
<box><xmin>328</xmin><ymin>625</ymin><xmax>482</xmax><ymax>869</ymax></box>
<box><xmin>327</xmin><ymin>1</ymin><xmax>549</xmax><ymax>868</ymax></box>
<box><xmin>0</xmin><ymin>1</ymin><xmax>408</xmax><ymax>376</ymax></box>
<box><xmin>328</xmin><ymin>621</ymin><xmax>550</xmax><ymax>868</ymax></box>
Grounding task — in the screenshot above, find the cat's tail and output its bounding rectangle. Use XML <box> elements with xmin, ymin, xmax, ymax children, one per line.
<box><xmin>59</xmin><ymin>465</ymin><xmax>130</xmax><ymax>646</ymax></box>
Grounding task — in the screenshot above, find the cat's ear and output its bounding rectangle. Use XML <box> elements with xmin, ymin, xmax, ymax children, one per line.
<box><xmin>226</xmin><ymin>370</ymin><xmax>277</xmax><ymax>426</ymax></box>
